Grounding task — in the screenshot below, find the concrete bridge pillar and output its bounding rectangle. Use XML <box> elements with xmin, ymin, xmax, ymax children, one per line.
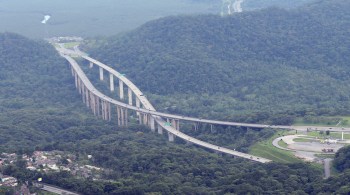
<box><xmin>104</xmin><ymin>101</ymin><xmax>110</xmax><ymax>121</ymax></box>
<box><xmin>101</xmin><ymin>100</ymin><xmax>109</xmax><ymax>121</ymax></box>
<box><xmin>71</xmin><ymin>66</ymin><xmax>74</xmax><ymax>76</ymax></box>
<box><xmin>117</xmin><ymin>107</ymin><xmax>128</xmax><ymax>126</ymax></box>
<box><xmin>172</xmin><ymin>119</ymin><xmax>180</xmax><ymax>131</ymax></box>
<box><xmin>194</xmin><ymin>123</ymin><xmax>198</xmax><ymax>131</ymax></box>
<box><xmin>74</xmin><ymin>72</ymin><xmax>78</xmax><ymax>88</ymax></box>
<box><xmin>96</xmin><ymin>97</ymin><xmax>101</xmax><ymax>117</ymax></box>
<box><xmin>128</xmin><ymin>88</ymin><xmax>133</xmax><ymax>106</ymax></box>
<box><xmin>119</xmin><ymin>80</ymin><xmax>124</xmax><ymax>100</ymax></box>
<box><xmin>107</xmin><ymin>102</ymin><xmax>111</xmax><ymax>121</ymax></box>
<box><xmin>90</xmin><ymin>93</ymin><xmax>96</xmax><ymax>116</ymax></box>
<box><xmin>143</xmin><ymin>113</ymin><xmax>148</xmax><ymax>126</ymax></box>
<box><xmin>150</xmin><ymin>116</ymin><xmax>155</xmax><ymax>132</ymax></box>
<box><xmin>136</xmin><ymin>98</ymin><xmax>141</xmax><ymax>116</ymax></box>
<box><xmin>85</xmin><ymin>88</ymin><xmax>90</xmax><ymax>108</ymax></box>
<box><xmin>101</xmin><ymin>99</ymin><xmax>106</xmax><ymax>120</ymax></box>
<box><xmin>124</xmin><ymin>108</ymin><xmax>128</xmax><ymax>126</ymax></box>
<box><xmin>121</xmin><ymin>107</ymin><xmax>125</xmax><ymax>126</ymax></box>
<box><xmin>168</xmin><ymin>132</ymin><xmax>175</xmax><ymax>142</ymax></box>
<box><xmin>109</xmin><ymin>73</ymin><xmax>114</xmax><ymax>92</ymax></box>
<box><xmin>99</xmin><ymin>67</ymin><xmax>104</xmax><ymax>80</ymax></box>
<box><xmin>138</xmin><ymin>113</ymin><xmax>143</xmax><ymax>125</ymax></box>
<box><xmin>158</xmin><ymin>124</ymin><xmax>163</xmax><ymax>134</ymax></box>
<box><xmin>210</xmin><ymin>124</ymin><xmax>214</xmax><ymax>133</ymax></box>
<box><xmin>82</xmin><ymin>85</ymin><xmax>86</xmax><ymax>104</ymax></box>
<box><xmin>89</xmin><ymin>62</ymin><xmax>94</xmax><ymax>68</ymax></box>
<box><xmin>117</xmin><ymin>107</ymin><xmax>121</xmax><ymax>126</ymax></box>
<box><xmin>77</xmin><ymin>79</ymin><xmax>82</xmax><ymax>94</ymax></box>
<box><xmin>103</xmin><ymin>101</ymin><xmax>107</xmax><ymax>120</ymax></box>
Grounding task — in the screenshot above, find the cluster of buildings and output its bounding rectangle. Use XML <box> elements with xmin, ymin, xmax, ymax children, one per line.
<box><xmin>0</xmin><ymin>173</ymin><xmax>18</xmax><ymax>187</ymax></box>
<box><xmin>1</xmin><ymin>151</ymin><xmax>104</xmax><ymax>181</ymax></box>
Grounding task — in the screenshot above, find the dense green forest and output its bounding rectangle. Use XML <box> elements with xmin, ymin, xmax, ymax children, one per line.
<box><xmin>2</xmin><ymin>0</ymin><xmax>350</xmax><ymax>194</ymax></box>
<box><xmin>1</xmin><ymin>32</ymin><xmax>350</xmax><ymax>194</ymax></box>
<box><xmin>88</xmin><ymin>0</ymin><xmax>350</xmax><ymax>125</ymax></box>
<box><xmin>0</xmin><ymin>32</ymin><xmax>322</xmax><ymax>194</ymax></box>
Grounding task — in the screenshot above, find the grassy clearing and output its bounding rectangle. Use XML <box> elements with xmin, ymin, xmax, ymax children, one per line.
<box><xmin>294</xmin><ymin>116</ymin><xmax>350</xmax><ymax>127</ymax></box>
<box><xmin>294</xmin><ymin>138</ymin><xmax>316</xmax><ymax>143</ymax></box>
<box><xmin>249</xmin><ymin>130</ymin><xmax>302</xmax><ymax>163</ymax></box>
<box><xmin>306</xmin><ymin>131</ymin><xmax>350</xmax><ymax>140</ymax></box>
<box><xmin>315</xmin><ymin>153</ymin><xmax>335</xmax><ymax>158</ymax></box>
<box><xmin>63</xmin><ymin>42</ymin><xmax>80</xmax><ymax>49</ymax></box>
<box><xmin>278</xmin><ymin>139</ymin><xmax>288</xmax><ymax>148</ymax></box>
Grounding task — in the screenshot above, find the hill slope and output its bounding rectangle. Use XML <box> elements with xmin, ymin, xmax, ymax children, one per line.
<box><xmin>89</xmin><ymin>0</ymin><xmax>350</xmax><ymax>122</ymax></box>
<box><xmin>2</xmin><ymin>32</ymin><xmax>350</xmax><ymax>194</ymax></box>
<box><xmin>0</xmin><ymin>33</ymin><xmax>328</xmax><ymax>195</ymax></box>
<box><xmin>0</xmin><ymin>33</ymin><xmax>117</xmax><ymax>152</ymax></box>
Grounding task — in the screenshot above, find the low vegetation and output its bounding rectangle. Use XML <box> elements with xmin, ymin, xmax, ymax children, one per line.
<box><xmin>249</xmin><ymin>130</ymin><xmax>300</xmax><ymax>163</ymax></box>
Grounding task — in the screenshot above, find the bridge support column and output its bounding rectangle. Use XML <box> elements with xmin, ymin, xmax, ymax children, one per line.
<box><xmin>121</xmin><ymin>107</ymin><xmax>125</xmax><ymax>126</ymax></box>
<box><xmin>82</xmin><ymin>85</ymin><xmax>86</xmax><ymax>104</ymax></box>
<box><xmin>89</xmin><ymin>62</ymin><xmax>94</xmax><ymax>68</ymax></box>
<box><xmin>150</xmin><ymin>116</ymin><xmax>155</xmax><ymax>132</ymax></box>
<box><xmin>138</xmin><ymin>113</ymin><xmax>143</xmax><ymax>125</ymax></box>
<box><xmin>116</xmin><ymin>107</ymin><xmax>121</xmax><ymax>126</ymax></box>
<box><xmin>74</xmin><ymin>72</ymin><xmax>78</xmax><ymax>88</ymax></box>
<box><xmin>101</xmin><ymin>100</ymin><xmax>109</xmax><ymax>121</ymax></box>
<box><xmin>101</xmin><ymin>100</ymin><xmax>105</xmax><ymax>120</ymax></box>
<box><xmin>158</xmin><ymin>124</ymin><xmax>163</xmax><ymax>134</ymax></box>
<box><xmin>96</xmin><ymin>97</ymin><xmax>101</xmax><ymax>117</ymax></box>
<box><xmin>77</xmin><ymin>79</ymin><xmax>82</xmax><ymax>94</ymax></box>
<box><xmin>128</xmin><ymin>88</ymin><xmax>133</xmax><ymax>105</ymax></box>
<box><xmin>71</xmin><ymin>66</ymin><xmax>74</xmax><ymax>76</ymax></box>
<box><xmin>85</xmin><ymin>88</ymin><xmax>90</xmax><ymax>108</ymax></box>
<box><xmin>210</xmin><ymin>124</ymin><xmax>214</xmax><ymax>133</ymax></box>
<box><xmin>119</xmin><ymin>80</ymin><xmax>124</xmax><ymax>100</ymax></box>
<box><xmin>342</xmin><ymin>132</ymin><xmax>344</xmax><ymax>140</ymax></box>
<box><xmin>109</xmin><ymin>73</ymin><xmax>114</xmax><ymax>92</ymax></box>
<box><xmin>99</xmin><ymin>67</ymin><xmax>104</xmax><ymax>81</ymax></box>
<box><xmin>194</xmin><ymin>123</ymin><xmax>198</xmax><ymax>131</ymax></box>
<box><xmin>172</xmin><ymin>119</ymin><xmax>180</xmax><ymax>131</ymax></box>
<box><xmin>136</xmin><ymin>98</ymin><xmax>140</xmax><ymax>116</ymax></box>
<box><xmin>143</xmin><ymin>113</ymin><xmax>148</xmax><ymax>126</ymax></box>
<box><xmin>103</xmin><ymin>101</ymin><xmax>107</xmax><ymax>120</ymax></box>
<box><xmin>124</xmin><ymin>108</ymin><xmax>128</xmax><ymax>127</ymax></box>
<box><xmin>107</xmin><ymin>102</ymin><xmax>111</xmax><ymax>121</ymax></box>
<box><xmin>90</xmin><ymin>93</ymin><xmax>96</xmax><ymax>116</ymax></box>
<box><xmin>168</xmin><ymin>132</ymin><xmax>175</xmax><ymax>142</ymax></box>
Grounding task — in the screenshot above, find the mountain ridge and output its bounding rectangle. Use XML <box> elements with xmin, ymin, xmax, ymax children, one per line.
<box><xmin>88</xmin><ymin>0</ymin><xmax>350</xmax><ymax>121</ymax></box>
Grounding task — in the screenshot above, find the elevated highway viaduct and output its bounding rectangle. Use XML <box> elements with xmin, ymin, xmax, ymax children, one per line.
<box><xmin>56</xmin><ymin>46</ymin><xmax>350</xmax><ymax>163</ymax></box>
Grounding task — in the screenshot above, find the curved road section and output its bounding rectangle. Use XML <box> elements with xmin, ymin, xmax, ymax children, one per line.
<box><xmin>57</xmin><ymin>47</ymin><xmax>271</xmax><ymax>163</ymax></box>
<box><xmin>57</xmin><ymin>44</ymin><xmax>350</xmax><ymax>133</ymax></box>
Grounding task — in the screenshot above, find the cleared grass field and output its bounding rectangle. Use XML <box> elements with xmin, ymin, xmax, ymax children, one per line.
<box><xmin>249</xmin><ymin>130</ymin><xmax>302</xmax><ymax>163</ymax></box>
<box><xmin>307</xmin><ymin>131</ymin><xmax>350</xmax><ymax>140</ymax></box>
<box><xmin>294</xmin><ymin>116</ymin><xmax>350</xmax><ymax>127</ymax></box>
<box><xmin>278</xmin><ymin>139</ymin><xmax>288</xmax><ymax>148</ymax></box>
<box><xmin>294</xmin><ymin>138</ymin><xmax>316</xmax><ymax>142</ymax></box>
<box><xmin>63</xmin><ymin>42</ymin><xmax>80</xmax><ymax>49</ymax></box>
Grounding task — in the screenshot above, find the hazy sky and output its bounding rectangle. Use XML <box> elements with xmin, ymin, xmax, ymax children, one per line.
<box><xmin>0</xmin><ymin>0</ymin><xmax>315</xmax><ymax>38</ymax></box>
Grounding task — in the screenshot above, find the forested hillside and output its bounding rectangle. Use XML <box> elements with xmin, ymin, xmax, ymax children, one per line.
<box><xmin>89</xmin><ymin>0</ymin><xmax>350</xmax><ymax>124</ymax></box>
<box><xmin>0</xmin><ymin>33</ymin><xmax>321</xmax><ymax>194</ymax></box>
<box><xmin>0</xmin><ymin>33</ymin><xmax>121</xmax><ymax>153</ymax></box>
<box><xmin>2</xmin><ymin>25</ymin><xmax>350</xmax><ymax>195</ymax></box>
